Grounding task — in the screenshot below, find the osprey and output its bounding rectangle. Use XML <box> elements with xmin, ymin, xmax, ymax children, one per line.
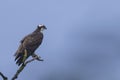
<box><xmin>14</xmin><ymin>24</ymin><xmax>47</xmax><ymax>66</ymax></box>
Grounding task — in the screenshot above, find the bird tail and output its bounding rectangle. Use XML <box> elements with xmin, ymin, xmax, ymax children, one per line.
<box><xmin>15</xmin><ymin>50</ymin><xmax>28</xmax><ymax>66</ymax></box>
<box><xmin>15</xmin><ymin>53</ymin><xmax>25</xmax><ymax>66</ymax></box>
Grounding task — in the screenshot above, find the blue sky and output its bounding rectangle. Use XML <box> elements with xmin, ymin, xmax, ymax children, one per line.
<box><xmin>0</xmin><ymin>0</ymin><xmax>120</xmax><ymax>80</ymax></box>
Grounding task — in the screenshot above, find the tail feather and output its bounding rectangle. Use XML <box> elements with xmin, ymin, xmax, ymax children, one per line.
<box><xmin>16</xmin><ymin>56</ymin><xmax>24</xmax><ymax>66</ymax></box>
<box><xmin>15</xmin><ymin>53</ymin><xmax>24</xmax><ymax>66</ymax></box>
<box><xmin>15</xmin><ymin>53</ymin><xmax>21</xmax><ymax>61</ymax></box>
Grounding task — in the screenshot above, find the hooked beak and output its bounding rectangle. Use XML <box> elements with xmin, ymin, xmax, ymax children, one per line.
<box><xmin>44</xmin><ymin>26</ymin><xmax>47</xmax><ymax>30</ymax></box>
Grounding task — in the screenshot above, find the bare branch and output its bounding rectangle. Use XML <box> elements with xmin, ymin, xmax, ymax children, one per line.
<box><xmin>11</xmin><ymin>56</ymin><xmax>43</xmax><ymax>80</ymax></box>
<box><xmin>0</xmin><ymin>72</ymin><xmax>8</xmax><ymax>80</ymax></box>
<box><xmin>0</xmin><ymin>49</ymin><xmax>43</xmax><ymax>80</ymax></box>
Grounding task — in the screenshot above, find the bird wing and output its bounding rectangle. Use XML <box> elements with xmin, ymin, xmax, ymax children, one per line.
<box><xmin>14</xmin><ymin>34</ymin><xmax>32</xmax><ymax>56</ymax></box>
<box><xmin>14</xmin><ymin>34</ymin><xmax>33</xmax><ymax>66</ymax></box>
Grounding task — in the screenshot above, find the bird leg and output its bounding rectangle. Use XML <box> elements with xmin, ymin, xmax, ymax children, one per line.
<box><xmin>22</xmin><ymin>49</ymin><xmax>28</xmax><ymax>63</ymax></box>
<box><xmin>32</xmin><ymin>53</ymin><xmax>43</xmax><ymax>61</ymax></box>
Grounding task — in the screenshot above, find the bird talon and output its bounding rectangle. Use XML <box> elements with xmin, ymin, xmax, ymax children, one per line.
<box><xmin>32</xmin><ymin>55</ymin><xmax>43</xmax><ymax>61</ymax></box>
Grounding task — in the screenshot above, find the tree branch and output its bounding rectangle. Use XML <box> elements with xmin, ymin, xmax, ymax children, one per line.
<box><xmin>0</xmin><ymin>72</ymin><xmax>8</xmax><ymax>80</ymax></box>
<box><xmin>11</xmin><ymin>56</ymin><xmax>43</xmax><ymax>80</ymax></box>
<box><xmin>1</xmin><ymin>49</ymin><xmax>43</xmax><ymax>80</ymax></box>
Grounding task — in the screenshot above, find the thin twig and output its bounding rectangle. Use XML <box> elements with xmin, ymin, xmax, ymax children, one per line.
<box><xmin>0</xmin><ymin>72</ymin><xmax>8</xmax><ymax>80</ymax></box>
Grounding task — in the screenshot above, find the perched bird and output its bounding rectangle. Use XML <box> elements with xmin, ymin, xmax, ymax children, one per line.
<box><xmin>14</xmin><ymin>24</ymin><xmax>47</xmax><ymax>66</ymax></box>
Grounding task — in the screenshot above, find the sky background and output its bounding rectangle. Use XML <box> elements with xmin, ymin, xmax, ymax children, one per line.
<box><xmin>0</xmin><ymin>0</ymin><xmax>120</xmax><ymax>80</ymax></box>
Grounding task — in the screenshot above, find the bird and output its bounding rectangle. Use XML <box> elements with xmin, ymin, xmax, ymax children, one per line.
<box><xmin>14</xmin><ymin>24</ymin><xmax>47</xmax><ymax>66</ymax></box>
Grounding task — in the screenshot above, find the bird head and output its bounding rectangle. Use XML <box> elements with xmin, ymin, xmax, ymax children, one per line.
<box><xmin>37</xmin><ymin>24</ymin><xmax>47</xmax><ymax>32</ymax></box>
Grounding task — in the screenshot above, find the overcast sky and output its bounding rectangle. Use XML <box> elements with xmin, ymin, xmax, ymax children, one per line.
<box><xmin>0</xmin><ymin>0</ymin><xmax>120</xmax><ymax>80</ymax></box>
